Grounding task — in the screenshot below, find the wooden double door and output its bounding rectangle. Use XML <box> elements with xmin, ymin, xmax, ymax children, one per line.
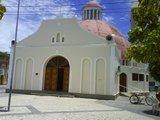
<box><xmin>44</xmin><ymin>56</ymin><xmax>69</xmax><ymax>92</ymax></box>
<box><xmin>119</xmin><ymin>73</ymin><xmax>127</xmax><ymax>92</ymax></box>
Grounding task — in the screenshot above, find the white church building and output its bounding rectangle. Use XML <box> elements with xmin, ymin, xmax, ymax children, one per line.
<box><xmin>7</xmin><ymin>0</ymin><xmax>149</xmax><ymax>99</ymax></box>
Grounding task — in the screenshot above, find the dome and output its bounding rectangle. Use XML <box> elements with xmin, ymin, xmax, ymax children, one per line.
<box><xmin>80</xmin><ymin>20</ymin><xmax>128</xmax><ymax>59</ymax></box>
<box><xmin>82</xmin><ymin>0</ymin><xmax>103</xmax><ymax>20</ymax></box>
<box><xmin>85</xmin><ymin>0</ymin><xmax>102</xmax><ymax>8</ymax></box>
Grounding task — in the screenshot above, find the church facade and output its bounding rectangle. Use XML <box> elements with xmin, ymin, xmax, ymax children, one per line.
<box><xmin>7</xmin><ymin>0</ymin><xmax>149</xmax><ymax>99</ymax></box>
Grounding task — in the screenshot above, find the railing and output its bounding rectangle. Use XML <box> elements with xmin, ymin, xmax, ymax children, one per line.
<box><xmin>120</xmin><ymin>84</ymin><xmax>132</xmax><ymax>92</ymax></box>
<box><xmin>128</xmin><ymin>85</ymin><xmax>144</xmax><ymax>92</ymax></box>
<box><xmin>120</xmin><ymin>84</ymin><xmax>145</xmax><ymax>93</ymax></box>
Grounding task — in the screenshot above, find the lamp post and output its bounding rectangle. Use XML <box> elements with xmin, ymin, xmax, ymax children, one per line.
<box><xmin>7</xmin><ymin>0</ymin><xmax>21</xmax><ymax>111</ymax></box>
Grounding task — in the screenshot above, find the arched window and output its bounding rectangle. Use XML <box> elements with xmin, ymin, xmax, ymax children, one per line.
<box><xmin>62</xmin><ymin>37</ymin><xmax>64</xmax><ymax>42</ymax></box>
<box><xmin>56</xmin><ymin>33</ymin><xmax>60</xmax><ymax>42</ymax></box>
<box><xmin>52</xmin><ymin>37</ymin><xmax>55</xmax><ymax>43</ymax></box>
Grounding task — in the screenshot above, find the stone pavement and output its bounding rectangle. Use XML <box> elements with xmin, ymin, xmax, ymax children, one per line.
<box><xmin>0</xmin><ymin>86</ymin><xmax>159</xmax><ymax>120</ymax></box>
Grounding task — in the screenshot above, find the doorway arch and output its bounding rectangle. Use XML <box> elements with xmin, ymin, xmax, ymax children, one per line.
<box><xmin>119</xmin><ymin>73</ymin><xmax>127</xmax><ymax>92</ymax></box>
<box><xmin>44</xmin><ymin>56</ymin><xmax>70</xmax><ymax>92</ymax></box>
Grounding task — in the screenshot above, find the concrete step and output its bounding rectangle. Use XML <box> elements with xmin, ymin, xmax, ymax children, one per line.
<box><xmin>120</xmin><ymin>92</ymin><xmax>132</xmax><ymax>97</ymax></box>
<box><xmin>31</xmin><ymin>92</ymin><xmax>75</xmax><ymax>98</ymax></box>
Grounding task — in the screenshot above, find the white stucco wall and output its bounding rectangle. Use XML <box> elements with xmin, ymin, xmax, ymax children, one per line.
<box><xmin>10</xmin><ymin>45</ymin><xmax>112</xmax><ymax>93</ymax></box>
<box><xmin>7</xmin><ymin>18</ymin><xmax>120</xmax><ymax>96</ymax></box>
<box><xmin>120</xmin><ymin>66</ymin><xmax>149</xmax><ymax>92</ymax></box>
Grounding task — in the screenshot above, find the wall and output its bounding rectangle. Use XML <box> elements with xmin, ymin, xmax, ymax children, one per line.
<box><xmin>7</xmin><ymin>18</ymin><xmax>119</xmax><ymax>96</ymax></box>
<box><xmin>120</xmin><ymin>66</ymin><xmax>149</xmax><ymax>92</ymax></box>
<box><xmin>10</xmin><ymin>45</ymin><xmax>112</xmax><ymax>95</ymax></box>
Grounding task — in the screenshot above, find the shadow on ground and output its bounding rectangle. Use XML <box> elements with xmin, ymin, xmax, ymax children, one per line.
<box><xmin>96</xmin><ymin>96</ymin><xmax>160</xmax><ymax>120</ymax></box>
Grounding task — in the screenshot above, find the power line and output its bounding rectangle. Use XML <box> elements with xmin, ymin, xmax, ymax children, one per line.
<box><xmin>4</xmin><ymin>6</ymin><xmax>132</xmax><ymax>14</ymax></box>
<box><xmin>4</xmin><ymin>8</ymin><xmax>132</xmax><ymax>15</ymax></box>
<box><xmin>6</xmin><ymin>6</ymin><xmax>132</xmax><ymax>12</ymax></box>
<box><xmin>4</xmin><ymin>10</ymin><xmax>132</xmax><ymax>15</ymax></box>
<box><xmin>5</xmin><ymin>1</ymin><xmax>138</xmax><ymax>8</ymax></box>
<box><xmin>4</xmin><ymin>1</ymin><xmax>134</xmax><ymax>16</ymax></box>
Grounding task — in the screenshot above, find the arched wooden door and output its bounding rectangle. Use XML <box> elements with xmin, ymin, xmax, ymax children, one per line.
<box><xmin>119</xmin><ymin>73</ymin><xmax>127</xmax><ymax>92</ymax></box>
<box><xmin>44</xmin><ymin>56</ymin><xmax>69</xmax><ymax>92</ymax></box>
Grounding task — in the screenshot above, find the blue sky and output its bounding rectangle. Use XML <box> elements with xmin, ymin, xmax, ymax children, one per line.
<box><xmin>0</xmin><ymin>0</ymin><xmax>135</xmax><ymax>52</ymax></box>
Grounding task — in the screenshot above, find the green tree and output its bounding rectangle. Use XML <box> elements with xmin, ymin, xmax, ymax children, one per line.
<box><xmin>0</xmin><ymin>51</ymin><xmax>9</xmax><ymax>59</ymax></box>
<box><xmin>0</xmin><ymin>1</ymin><xmax>6</xmax><ymax>20</ymax></box>
<box><xmin>127</xmin><ymin>0</ymin><xmax>160</xmax><ymax>81</ymax></box>
<box><xmin>148</xmin><ymin>62</ymin><xmax>160</xmax><ymax>81</ymax></box>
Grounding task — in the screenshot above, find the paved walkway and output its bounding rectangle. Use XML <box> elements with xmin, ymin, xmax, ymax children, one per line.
<box><xmin>0</xmin><ymin>86</ymin><xmax>159</xmax><ymax>120</ymax></box>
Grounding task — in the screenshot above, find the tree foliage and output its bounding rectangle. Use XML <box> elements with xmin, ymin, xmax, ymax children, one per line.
<box><xmin>148</xmin><ymin>62</ymin><xmax>160</xmax><ymax>81</ymax></box>
<box><xmin>0</xmin><ymin>2</ymin><xmax>6</xmax><ymax>20</ymax></box>
<box><xmin>127</xmin><ymin>0</ymin><xmax>160</xmax><ymax>81</ymax></box>
<box><xmin>0</xmin><ymin>51</ymin><xmax>9</xmax><ymax>59</ymax></box>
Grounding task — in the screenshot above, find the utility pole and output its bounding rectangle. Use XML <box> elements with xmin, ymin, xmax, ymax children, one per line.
<box><xmin>7</xmin><ymin>0</ymin><xmax>21</xmax><ymax>111</ymax></box>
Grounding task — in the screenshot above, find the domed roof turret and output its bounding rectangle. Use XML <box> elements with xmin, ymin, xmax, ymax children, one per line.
<box><xmin>80</xmin><ymin>20</ymin><xmax>128</xmax><ymax>59</ymax></box>
<box><xmin>82</xmin><ymin>0</ymin><xmax>103</xmax><ymax>20</ymax></box>
<box><xmin>85</xmin><ymin>0</ymin><xmax>102</xmax><ymax>8</ymax></box>
<box><xmin>81</xmin><ymin>0</ymin><xmax>128</xmax><ymax>59</ymax></box>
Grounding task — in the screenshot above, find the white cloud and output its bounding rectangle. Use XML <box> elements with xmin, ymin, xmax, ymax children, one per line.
<box><xmin>120</xmin><ymin>14</ymin><xmax>130</xmax><ymax>21</ymax></box>
<box><xmin>0</xmin><ymin>0</ymin><xmax>134</xmax><ymax>52</ymax></box>
<box><xmin>114</xmin><ymin>0</ymin><xmax>135</xmax><ymax>7</ymax></box>
<box><xmin>0</xmin><ymin>15</ymin><xmax>16</xmax><ymax>52</ymax></box>
<box><xmin>103</xmin><ymin>16</ymin><xmax>114</xmax><ymax>23</ymax></box>
<box><xmin>0</xmin><ymin>0</ymin><xmax>77</xmax><ymax>52</ymax></box>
